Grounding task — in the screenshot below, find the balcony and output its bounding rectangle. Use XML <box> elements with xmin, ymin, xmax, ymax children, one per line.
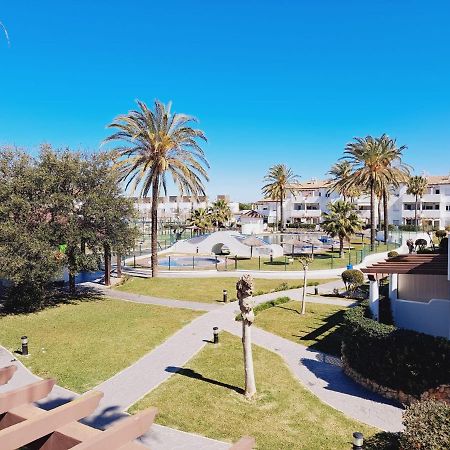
<box><xmin>290</xmin><ymin>209</ymin><xmax>322</xmax><ymax>218</ymax></box>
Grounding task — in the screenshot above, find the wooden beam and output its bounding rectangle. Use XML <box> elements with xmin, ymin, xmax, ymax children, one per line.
<box><xmin>70</xmin><ymin>407</ymin><xmax>157</xmax><ymax>450</ymax></box>
<box><xmin>229</xmin><ymin>436</ymin><xmax>256</xmax><ymax>450</ymax></box>
<box><xmin>0</xmin><ymin>366</ymin><xmax>17</xmax><ymax>386</ymax></box>
<box><xmin>0</xmin><ymin>390</ymin><xmax>103</xmax><ymax>450</ymax></box>
<box><xmin>0</xmin><ymin>379</ymin><xmax>55</xmax><ymax>414</ymax></box>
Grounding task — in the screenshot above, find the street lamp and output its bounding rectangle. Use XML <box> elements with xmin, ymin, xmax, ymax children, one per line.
<box><xmin>21</xmin><ymin>336</ymin><xmax>29</xmax><ymax>356</ymax></box>
<box><xmin>352</xmin><ymin>432</ymin><xmax>364</xmax><ymax>450</ymax></box>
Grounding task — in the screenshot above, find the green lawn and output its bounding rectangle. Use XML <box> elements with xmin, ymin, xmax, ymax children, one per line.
<box><xmin>255</xmin><ymin>301</ymin><xmax>347</xmax><ymax>356</ymax></box>
<box><xmin>129</xmin><ymin>332</ymin><xmax>375</xmax><ymax>449</ymax></box>
<box><xmin>0</xmin><ymin>298</ymin><xmax>201</xmax><ymax>393</ymax></box>
<box><xmin>115</xmin><ymin>277</ymin><xmax>335</xmax><ymax>303</ymax></box>
<box><xmin>225</xmin><ymin>241</ymin><xmax>393</xmax><ymax>272</ymax></box>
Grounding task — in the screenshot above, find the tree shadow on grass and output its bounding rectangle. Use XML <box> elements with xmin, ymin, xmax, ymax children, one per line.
<box><xmin>165</xmin><ymin>366</ymin><xmax>244</xmax><ymax>395</ymax></box>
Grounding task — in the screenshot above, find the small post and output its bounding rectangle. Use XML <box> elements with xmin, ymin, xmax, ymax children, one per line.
<box><xmin>213</xmin><ymin>327</ymin><xmax>219</xmax><ymax>344</ymax></box>
<box><xmin>314</xmin><ymin>285</ymin><xmax>319</xmax><ymax>295</ymax></box>
<box><xmin>225</xmin><ymin>257</ymin><xmax>228</xmax><ymax>270</ymax></box>
<box><xmin>258</xmin><ymin>256</ymin><xmax>261</xmax><ymax>270</ymax></box>
<box><xmin>223</xmin><ymin>289</ymin><xmax>228</xmax><ymax>303</ymax></box>
<box><xmin>169</xmin><ymin>255</ymin><xmax>171</xmax><ymax>271</ymax></box>
<box><xmin>352</xmin><ymin>432</ymin><xmax>364</xmax><ymax>450</ymax></box>
<box><xmin>284</xmin><ymin>255</ymin><xmax>287</xmax><ymax>271</ymax></box>
<box><xmin>192</xmin><ymin>255</ymin><xmax>195</xmax><ymax>270</ymax></box>
<box><xmin>215</xmin><ymin>257</ymin><xmax>218</xmax><ymax>270</ymax></box>
<box><xmin>133</xmin><ymin>255</ymin><xmax>136</xmax><ymax>268</ymax></box>
<box><xmin>139</xmin><ymin>244</ymin><xmax>142</xmax><ymax>255</ymax></box>
<box><xmin>21</xmin><ymin>336</ymin><xmax>28</xmax><ymax>356</ymax></box>
<box><xmin>235</xmin><ymin>255</ymin><xmax>237</xmax><ymax>270</ymax></box>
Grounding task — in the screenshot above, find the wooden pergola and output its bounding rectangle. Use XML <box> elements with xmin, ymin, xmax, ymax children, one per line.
<box><xmin>361</xmin><ymin>253</ymin><xmax>448</xmax><ymax>276</ymax></box>
<box><xmin>0</xmin><ymin>365</ymin><xmax>255</xmax><ymax>450</ymax></box>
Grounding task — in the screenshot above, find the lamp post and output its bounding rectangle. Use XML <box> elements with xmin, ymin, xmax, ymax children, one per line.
<box><xmin>213</xmin><ymin>327</ymin><xmax>219</xmax><ymax>344</ymax></box>
<box><xmin>352</xmin><ymin>432</ymin><xmax>364</xmax><ymax>450</ymax></box>
<box><xmin>21</xmin><ymin>336</ymin><xmax>28</xmax><ymax>356</ymax></box>
<box><xmin>223</xmin><ymin>289</ymin><xmax>228</xmax><ymax>303</ymax></box>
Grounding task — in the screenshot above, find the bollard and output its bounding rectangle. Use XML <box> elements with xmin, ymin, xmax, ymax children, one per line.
<box><xmin>223</xmin><ymin>289</ymin><xmax>228</xmax><ymax>303</ymax></box>
<box><xmin>314</xmin><ymin>286</ymin><xmax>319</xmax><ymax>295</ymax></box>
<box><xmin>192</xmin><ymin>256</ymin><xmax>195</xmax><ymax>270</ymax></box>
<box><xmin>284</xmin><ymin>255</ymin><xmax>287</xmax><ymax>271</ymax></box>
<box><xmin>259</xmin><ymin>256</ymin><xmax>261</xmax><ymax>270</ymax></box>
<box><xmin>169</xmin><ymin>255</ymin><xmax>171</xmax><ymax>271</ymax></box>
<box><xmin>213</xmin><ymin>327</ymin><xmax>219</xmax><ymax>344</ymax></box>
<box><xmin>352</xmin><ymin>432</ymin><xmax>364</xmax><ymax>450</ymax></box>
<box><xmin>225</xmin><ymin>257</ymin><xmax>228</xmax><ymax>270</ymax></box>
<box><xmin>234</xmin><ymin>255</ymin><xmax>237</xmax><ymax>270</ymax></box>
<box><xmin>21</xmin><ymin>336</ymin><xmax>28</xmax><ymax>356</ymax></box>
<box><xmin>133</xmin><ymin>255</ymin><xmax>136</xmax><ymax>268</ymax></box>
<box><xmin>215</xmin><ymin>257</ymin><xmax>218</xmax><ymax>270</ymax></box>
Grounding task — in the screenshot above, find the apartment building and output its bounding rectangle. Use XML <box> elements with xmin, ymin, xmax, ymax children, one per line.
<box><xmin>254</xmin><ymin>175</ymin><xmax>450</xmax><ymax>229</ymax></box>
<box><xmin>132</xmin><ymin>194</ymin><xmax>239</xmax><ymax>222</ymax></box>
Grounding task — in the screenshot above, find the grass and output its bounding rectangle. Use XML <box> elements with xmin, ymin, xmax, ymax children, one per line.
<box><xmin>223</xmin><ymin>241</ymin><xmax>393</xmax><ymax>272</ymax></box>
<box><xmin>129</xmin><ymin>332</ymin><xmax>375</xmax><ymax>449</ymax></box>
<box><xmin>0</xmin><ymin>298</ymin><xmax>201</xmax><ymax>393</ymax></box>
<box><xmin>255</xmin><ymin>300</ymin><xmax>348</xmax><ymax>356</ymax></box>
<box><xmin>115</xmin><ymin>277</ymin><xmax>335</xmax><ymax>303</ymax></box>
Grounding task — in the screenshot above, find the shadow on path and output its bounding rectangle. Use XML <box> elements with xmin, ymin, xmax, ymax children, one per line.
<box><xmin>166</xmin><ymin>366</ymin><xmax>244</xmax><ymax>395</ymax></box>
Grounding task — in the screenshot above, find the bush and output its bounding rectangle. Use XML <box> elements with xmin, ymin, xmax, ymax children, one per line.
<box><xmin>417</xmin><ymin>247</ymin><xmax>434</xmax><ymax>254</ymax></box>
<box><xmin>415</xmin><ymin>238</ymin><xmax>428</xmax><ymax>251</ymax></box>
<box><xmin>387</xmin><ymin>251</ymin><xmax>399</xmax><ymax>258</ymax></box>
<box><xmin>235</xmin><ymin>296</ymin><xmax>290</xmax><ymax>321</ymax></box>
<box><xmin>341</xmin><ymin>269</ymin><xmax>364</xmax><ymax>293</ymax></box>
<box><xmin>342</xmin><ymin>302</ymin><xmax>450</xmax><ymax>397</ymax></box>
<box><xmin>440</xmin><ymin>237</ymin><xmax>448</xmax><ymax>254</ymax></box>
<box><xmin>400</xmin><ymin>400</ymin><xmax>450</xmax><ymax>450</ymax></box>
<box><xmin>398</xmin><ymin>224</ymin><xmax>417</xmax><ymax>231</ymax></box>
<box><xmin>435</xmin><ymin>230</ymin><xmax>447</xmax><ymax>241</ymax></box>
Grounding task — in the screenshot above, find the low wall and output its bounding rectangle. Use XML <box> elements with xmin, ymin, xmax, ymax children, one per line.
<box><xmin>392</xmin><ymin>297</ymin><xmax>450</xmax><ymax>339</ymax></box>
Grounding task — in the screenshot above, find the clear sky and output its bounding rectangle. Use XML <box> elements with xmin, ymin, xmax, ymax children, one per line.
<box><xmin>1</xmin><ymin>1</ymin><xmax>450</xmax><ymax>201</ymax></box>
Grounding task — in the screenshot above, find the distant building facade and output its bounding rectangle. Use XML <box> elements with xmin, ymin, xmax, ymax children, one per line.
<box><xmin>254</xmin><ymin>175</ymin><xmax>450</xmax><ymax>229</ymax></box>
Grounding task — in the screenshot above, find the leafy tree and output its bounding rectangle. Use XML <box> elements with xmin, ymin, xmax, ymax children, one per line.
<box><xmin>406</xmin><ymin>175</ymin><xmax>428</xmax><ymax>231</ymax></box>
<box><xmin>105</xmin><ymin>100</ymin><xmax>209</xmax><ymax>277</ymax></box>
<box><xmin>209</xmin><ymin>199</ymin><xmax>232</xmax><ymax>229</ymax></box>
<box><xmin>239</xmin><ymin>202</ymin><xmax>252</xmax><ymax>210</ymax></box>
<box><xmin>328</xmin><ymin>161</ymin><xmax>360</xmax><ymax>201</ymax></box>
<box><xmin>188</xmin><ymin>207</ymin><xmax>212</xmax><ymax>233</ymax></box>
<box><xmin>321</xmin><ymin>201</ymin><xmax>363</xmax><ymax>258</ymax></box>
<box><xmin>262</xmin><ymin>164</ymin><xmax>299</xmax><ymax>231</ymax></box>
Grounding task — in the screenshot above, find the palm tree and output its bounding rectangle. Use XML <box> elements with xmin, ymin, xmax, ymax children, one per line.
<box><xmin>105</xmin><ymin>100</ymin><xmax>209</xmax><ymax>276</ymax></box>
<box><xmin>209</xmin><ymin>199</ymin><xmax>232</xmax><ymax>229</ymax></box>
<box><xmin>322</xmin><ymin>201</ymin><xmax>363</xmax><ymax>258</ymax></box>
<box><xmin>407</xmin><ymin>175</ymin><xmax>428</xmax><ymax>231</ymax></box>
<box><xmin>188</xmin><ymin>207</ymin><xmax>212</xmax><ymax>233</ymax></box>
<box><xmin>262</xmin><ymin>164</ymin><xmax>299</xmax><ymax>231</ymax></box>
<box><xmin>342</xmin><ymin>136</ymin><xmax>407</xmax><ymax>250</ymax></box>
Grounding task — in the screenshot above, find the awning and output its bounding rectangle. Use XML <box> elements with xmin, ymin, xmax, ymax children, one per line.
<box><xmin>361</xmin><ymin>254</ymin><xmax>448</xmax><ymax>275</ymax></box>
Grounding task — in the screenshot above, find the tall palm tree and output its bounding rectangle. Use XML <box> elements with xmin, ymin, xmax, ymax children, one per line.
<box><xmin>321</xmin><ymin>201</ymin><xmax>363</xmax><ymax>258</ymax></box>
<box><xmin>209</xmin><ymin>199</ymin><xmax>232</xmax><ymax>229</ymax></box>
<box><xmin>105</xmin><ymin>100</ymin><xmax>209</xmax><ymax>276</ymax></box>
<box><xmin>328</xmin><ymin>161</ymin><xmax>353</xmax><ymax>202</ymax></box>
<box><xmin>406</xmin><ymin>175</ymin><xmax>428</xmax><ymax>231</ymax></box>
<box><xmin>188</xmin><ymin>207</ymin><xmax>212</xmax><ymax>233</ymax></box>
<box><xmin>376</xmin><ymin>134</ymin><xmax>410</xmax><ymax>242</ymax></box>
<box><xmin>341</xmin><ymin>136</ymin><xmax>404</xmax><ymax>250</ymax></box>
<box><xmin>262</xmin><ymin>164</ymin><xmax>299</xmax><ymax>231</ymax></box>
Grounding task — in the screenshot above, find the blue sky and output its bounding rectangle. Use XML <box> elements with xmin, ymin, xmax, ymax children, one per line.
<box><xmin>1</xmin><ymin>1</ymin><xmax>450</xmax><ymax>201</ymax></box>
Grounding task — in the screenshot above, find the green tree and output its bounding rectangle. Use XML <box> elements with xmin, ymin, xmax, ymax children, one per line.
<box><xmin>328</xmin><ymin>161</ymin><xmax>360</xmax><ymax>201</ymax></box>
<box><xmin>321</xmin><ymin>201</ymin><xmax>363</xmax><ymax>258</ymax></box>
<box><xmin>188</xmin><ymin>208</ymin><xmax>212</xmax><ymax>233</ymax></box>
<box><xmin>262</xmin><ymin>164</ymin><xmax>299</xmax><ymax>231</ymax></box>
<box><xmin>209</xmin><ymin>199</ymin><xmax>232</xmax><ymax>229</ymax></box>
<box><xmin>105</xmin><ymin>100</ymin><xmax>209</xmax><ymax>277</ymax></box>
<box><xmin>406</xmin><ymin>175</ymin><xmax>428</xmax><ymax>231</ymax></box>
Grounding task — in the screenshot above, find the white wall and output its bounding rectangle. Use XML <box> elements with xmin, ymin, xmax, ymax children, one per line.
<box><xmin>392</xmin><ymin>297</ymin><xmax>450</xmax><ymax>339</ymax></box>
<box><xmin>398</xmin><ymin>274</ymin><xmax>450</xmax><ymax>301</ymax></box>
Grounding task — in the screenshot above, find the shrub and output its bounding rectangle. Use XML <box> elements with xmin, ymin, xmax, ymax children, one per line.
<box><xmin>417</xmin><ymin>247</ymin><xmax>434</xmax><ymax>254</ymax></box>
<box><xmin>440</xmin><ymin>237</ymin><xmax>448</xmax><ymax>254</ymax></box>
<box><xmin>387</xmin><ymin>251</ymin><xmax>399</xmax><ymax>258</ymax></box>
<box><xmin>235</xmin><ymin>296</ymin><xmax>290</xmax><ymax>321</ymax></box>
<box><xmin>398</xmin><ymin>224</ymin><xmax>417</xmax><ymax>231</ymax></box>
<box><xmin>435</xmin><ymin>229</ymin><xmax>447</xmax><ymax>241</ymax></box>
<box><xmin>342</xmin><ymin>302</ymin><xmax>450</xmax><ymax>397</ymax></box>
<box><xmin>400</xmin><ymin>400</ymin><xmax>450</xmax><ymax>450</ymax></box>
<box><xmin>341</xmin><ymin>269</ymin><xmax>364</xmax><ymax>293</ymax></box>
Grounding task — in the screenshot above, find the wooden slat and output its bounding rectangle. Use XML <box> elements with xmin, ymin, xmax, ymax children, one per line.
<box><xmin>229</xmin><ymin>436</ymin><xmax>256</xmax><ymax>450</ymax></box>
<box><xmin>71</xmin><ymin>407</ymin><xmax>158</xmax><ymax>450</ymax></box>
<box><xmin>0</xmin><ymin>390</ymin><xmax>103</xmax><ymax>450</ymax></box>
<box><xmin>0</xmin><ymin>379</ymin><xmax>55</xmax><ymax>414</ymax></box>
<box><xmin>0</xmin><ymin>366</ymin><xmax>17</xmax><ymax>385</ymax></box>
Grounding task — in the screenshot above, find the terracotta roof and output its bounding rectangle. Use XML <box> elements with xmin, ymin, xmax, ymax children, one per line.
<box><xmin>287</xmin><ymin>179</ymin><xmax>332</xmax><ymax>190</ymax></box>
<box><xmin>361</xmin><ymin>253</ymin><xmax>448</xmax><ymax>275</ymax></box>
<box><xmin>425</xmin><ymin>175</ymin><xmax>450</xmax><ymax>186</ymax></box>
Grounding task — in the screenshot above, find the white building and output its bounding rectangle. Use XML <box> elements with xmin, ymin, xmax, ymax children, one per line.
<box><xmin>133</xmin><ymin>194</ymin><xmax>240</xmax><ymax>223</ymax></box>
<box><xmin>254</xmin><ymin>175</ymin><xmax>450</xmax><ymax>229</ymax></box>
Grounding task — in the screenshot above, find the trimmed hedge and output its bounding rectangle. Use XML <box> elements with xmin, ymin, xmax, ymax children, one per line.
<box><xmin>400</xmin><ymin>400</ymin><xmax>450</xmax><ymax>449</ymax></box>
<box><xmin>341</xmin><ymin>269</ymin><xmax>364</xmax><ymax>293</ymax></box>
<box><xmin>387</xmin><ymin>250</ymin><xmax>399</xmax><ymax>258</ymax></box>
<box><xmin>342</xmin><ymin>302</ymin><xmax>450</xmax><ymax>397</ymax></box>
<box><xmin>235</xmin><ymin>296</ymin><xmax>290</xmax><ymax>321</ymax></box>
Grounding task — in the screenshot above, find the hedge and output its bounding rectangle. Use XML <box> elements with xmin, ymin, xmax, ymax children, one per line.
<box><xmin>235</xmin><ymin>296</ymin><xmax>290</xmax><ymax>321</ymax></box>
<box><xmin>342</xmin><ymin>302</ymin><xmax>450</xmax><ymax>397</ymax></box>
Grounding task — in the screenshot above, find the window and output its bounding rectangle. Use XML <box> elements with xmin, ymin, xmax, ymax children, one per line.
<box><xmin>446</xmin><ymin>205</ymin><xmax>450</xmax><ymax>211</ymax></box>
<box><xmin>294</xmin><ymin>203</ymin><xmax>305</xmax><ymax>210</ymax></box>
<box><xmin>436</xmin><ymin>189</ymin><xmax>440</xmax><ymax>194</ymax></box>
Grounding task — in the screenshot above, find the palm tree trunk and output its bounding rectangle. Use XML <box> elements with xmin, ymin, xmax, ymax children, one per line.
<box><xmin>116</xmin><ymin>253</ymin><xmax>122</xmax><ymax>278</ymax></box>
<box><xmin>280</xmin><ymin>193</ymin><xmax>284</xmax><ymax>232</ymax></box>
<box><xmin>377</xmin><ymin>197</ymin><xmax>382</xmax><ymax>231</ymax></box>
<box><xmin>151</xmin><ymin>178</ymin><xmax>159</xmax><ymax>277</ymax></box>
<box><xmin>339</xmin><ymin>237</ymin><xmax>344</xmax><ymax>258</ymax></box>
<box><xmin>370</xmin><ymin>181</ymin><xmax>376</xmax><ymax>251</ymax></box>
<box><xmin>242</xmin><ymin>320</ymin><xmax>256</xmax><ymax>398</ymax></box>
<box><xmin>104</xmin><ymin>243</ymin><xmax>111</xmax><ymax>286</ymax></box>
<box><xmin>414</xmin><ymin>194</ymin><xmax>419</xmax><ymax>231</ymax></box>
<box><xmin>383</xmin><ymin>189</ymin><xmax>389</xmax><ymax>244</ymax></box>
